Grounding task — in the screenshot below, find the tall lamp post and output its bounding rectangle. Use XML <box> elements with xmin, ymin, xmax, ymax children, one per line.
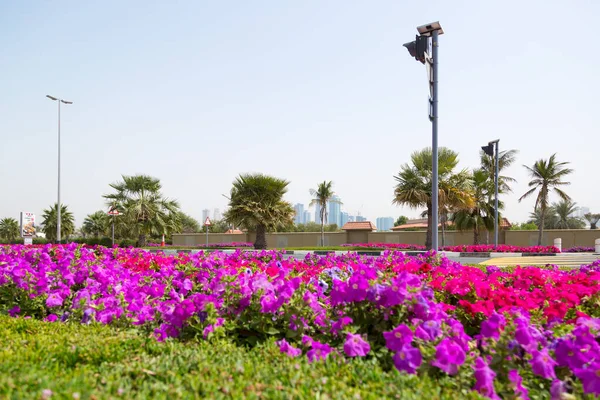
<box><xmin>107</xmin><ymin>206</ymin><xmax>122</xmax><ymax>247</ymax></box>
<box><xmin>46</xmin><ymin>95</ymin><xmax>73</xmax><ymax>244</ymax></box>
<box><xmin>403</xmin><ymin>21</ymin><xmax>444</xmax><ymax>251</ymax></box>
<box><xmin>482</xmin><ymin>140</ymin><xmax>500</xmax><ymax>248</ymax></box>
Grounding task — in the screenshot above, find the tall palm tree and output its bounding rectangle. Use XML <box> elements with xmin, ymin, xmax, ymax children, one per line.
<box><xmin>103</xmin><ymin>175</ymin><xmax>181</xmax><ymax>247</ymax></box>
<box><xmin>0</xmin><ymin>217</ymin><xmax>20</xmax><ymax>241</ymax></box>
<box><xmin>41</xmin><ymin>203</ymin><xmax>75</xmax><ymax>243</ymax></box>
<box><xmin>309</xmin><ymin>181</ymin><xmax>341</xmax><ymax>247</ymax></box>
<box><xmin>82</xmin><ymin>211</ymin><xmax>109</xmax><ymax>238</ymax></box>
<box><xmin>480</xmin><ymin>149</ymin><xmax>519</xmax><ymax>193</ymax></box>
<box><xmin>584</xmin><ymin>213</ymin><xmax>600</xmax><ymax>230</ymax></box>
<box><xmin>393</xmin><ymin>147</ymin><xmax>473</xmax><ymax>249</ymax></box>
<box><xmin>223</xmin><ymin>173</ymin><xmax>294</xmax><ymax>249</ymax></box>
<box><xmin>552</xmin><ymin>200</ymin><xmax>585</xmax><ymax>229</ymax></box>
<box><xmin>452</xmin><ymin>169</ymin><xmax>500</xmax><ymax>244</ymax></box>
<box><xmin>519</xmin><ymin>154</ymin><xmax>573</xmax><ymax>245</ymax></box>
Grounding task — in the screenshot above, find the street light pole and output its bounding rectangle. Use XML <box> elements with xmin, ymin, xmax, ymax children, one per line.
<box><xmin>46</xmin><ymin>95</ymin><xmax>72</xmax><ymax>244</ymax></box>
<box><xmin>402</xmin><ymin>22</ymin><xmax>444</xmax><ymax>251</ymax></box>
<box><xmin>431</xmin><ymin>28</ymin><xmax>439</xmax><ymax>251</ymax></box>
<box><xmin>494</xmin><ymin>140</ymin><xmax>499</xmax><ymax>248</ymax></box>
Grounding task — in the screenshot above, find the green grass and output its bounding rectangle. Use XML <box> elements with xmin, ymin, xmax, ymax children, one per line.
<box><xmin>0</xmin><ymin>316</ymin><xmax>482</xmax><ymax>399</ymax></box>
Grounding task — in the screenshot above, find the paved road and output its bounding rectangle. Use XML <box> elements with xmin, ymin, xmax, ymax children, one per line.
<box><xmin>480</xmin><ymin>254</ymin><xmax>600</xmax><ymax>267</ymax></box>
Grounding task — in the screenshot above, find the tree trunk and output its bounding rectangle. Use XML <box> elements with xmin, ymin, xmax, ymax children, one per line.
<box><xmin>254</xmin><ymin>224</ymin><xmax>267</xmax><ymax>249</ymax></box>
<box><xmin>441</xmin><ymin>213</ymin><xmax>446</xmax><ymax>248</ymax></box>
<box><xmin>538</xmin><ymin>207</ymin><xmax>545</xmax><ymax>246</ymax></box>
<box><xmin>138</xmin><ymin>234</ymin><xmax>147</xmax><ymax>248</ymax></box>
<box><xmin>473</xmin><ymin>226</ymin><xmax>480</xmax><ymax>245</ymax></box>
<box><xmin>425</xmin><ymin>204</ymin><xmax>432</xmax><ymax>249</ymax></box>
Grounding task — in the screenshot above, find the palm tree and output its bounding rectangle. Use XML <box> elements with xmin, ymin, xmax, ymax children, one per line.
<box><xmin>584</xmin><ymin>213</ymin><xmax>600</xmax><ymax>230</ymax></box>
<box><xmin>103</xmin><ymin>175</ymin><xmax>181</xmax><ymax>247</ymax></box>
<box><xmin>223</xmin><ymin>173</ymin><xmax>294</xmax><ymax>249</ymax></box>
<box><xmin>528</xmin><ymin>207</ymin><xmax>559</xmax><ymax>230</ymax></box>
<box><xmin>0</xmin><ymin>217</ymin><xmax>20</xmax><ymax>241</ymax></box>
<box><xmin>82</xmin><ymin>211</ymin><xmax>109</xmax><ymax>238</ymax></box>
<box><xmin>519</xmin><ymin>154</ymin><xmax>573</xmax><ymax>245</ymax></box>
<box><xmin>480</xmin><ymin>149</ymin><xmax>519</xmax><ymax>193</ymax></box>
<box><xmin>552</xmin><ymin>200</ymin><xmax>585</xmax><ymax>229</ymax></box>
<box><xmin>41</xmin><ymin>203</ymin><xmax>75</xmax><ymax>242</ymax></box>
<box><xmin>309</xmin><ymin>181</ymin><xmax>341</xmax><ymax>246</ymax></box>
<box><xmin>393</xmin><ymin>147</ymin><xmax>473</xmax><ymax>249</ymax></box>
<box><xmin>452</xmin><ymin>169</ymin><xmax>500</xmax><ymax>245</ymax></box>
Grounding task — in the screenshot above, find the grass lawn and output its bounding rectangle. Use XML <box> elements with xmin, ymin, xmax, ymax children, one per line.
<box><xmin>0</xmin><ymin>316</ymin><xmax>482</xmax><ymax>400</ymax></box>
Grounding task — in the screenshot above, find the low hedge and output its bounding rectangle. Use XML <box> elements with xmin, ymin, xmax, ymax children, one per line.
<box><xmin>0</xmin><ymin>315</ymin><xmax>482</xmax><ymax>399</ymax></box>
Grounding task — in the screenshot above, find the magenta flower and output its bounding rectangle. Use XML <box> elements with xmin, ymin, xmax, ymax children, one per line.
<box><xmin>574</xmin><ymin>362</ymin><xmax>600</xmax><ymax>395</ymax></box>
<box><xmin>383</xmin><ymin>324</ymin><xmax>413</xmax><ymax>352</ymax></box>
<box><xmin>529</xmin><ymin>348</ymin><xmax>557</xmax><ymax>379</ymax></box>
<box><xmin>306</xmin><ymin>341</ymin><xmax>332</xmax><ymax>363</ymax></box>
<box><xmin>393</xmin><ymin>344</ymin><xmax>422</xmax><ymax>374</ymax></box>
<box><xmin>343</xmin><ymin>333</ymin><xmax>370</xmax><ymax>357</ymax></box>
<box><xmin>330</xmin><ymin>316</ymin><xmax>353</xmax><ymax>335</ymax></box>
<box><xmin>473</xmin><ymin>357</ymin><xmax>499</xmax><ymax>399</ymax></box>
<box><xmin>276</xmin><ymin>339</ymin><xmax>302</xmax><ymax>357</ymax></box>
<box><xmin>46</xmin><ymin>292</ymin><xmax>63</xmax><ymax>308</ymax></box>
<box><xmin>431</xmin><ymin>338</ymin><xmax>466</xmax><ymax>375</ymax></box>
<box><xmin>550</xmin><ymin>380</ymin><xmax>565</xmax><ymax>400</ymax></box>
<box><xmin>480</xmin><ymin>311</ymin><xmax>505</xmax><ymax>340</ymax></box>
<box><xmin>8</xmin><ymin>306</ymin><xmax>20</xmax><ymax>317</ymax></box>
<box><xmin>508</xmin><ymin>370</ymin><xmax>529</xmax><ymax>400</ymax></box>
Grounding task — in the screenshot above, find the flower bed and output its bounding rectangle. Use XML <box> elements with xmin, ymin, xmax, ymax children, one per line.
<box><xmin>564</xmin><ymin>246</ymin><xmax>596</xmax><ymax>253</ymax></box>
<box><xmin>341</xmin><ymin>243</ymin><xmax>426</xmax><ymax>250</ymax></box>
<box><xmin>440</xmin><ymin>244</ymin><xmax>560</xmax><ymax>254</ymax></box>
<box><xmin>147</xmin><ymin>242</ymin><xmax>253</xmax><ymax>248</ymax></box>
<box><xmin>2</xmin><ymin>244</ymin><xmax>600</xmax><ymax>398</ymax></box>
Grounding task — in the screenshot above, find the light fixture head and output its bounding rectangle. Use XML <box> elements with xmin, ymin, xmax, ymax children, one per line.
<box><xmin>46</xmin><ymin>95</ymin><xmax>58</xmax><ymax>101</ymax></box>
<box><xmin>417</xmin><ymin>21</ymin><xmax>444</xmax><ymax>36</ymax></box>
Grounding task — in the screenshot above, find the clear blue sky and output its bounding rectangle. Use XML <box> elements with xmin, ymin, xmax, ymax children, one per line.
<box><xmin>1</xmin><ymin>0</ymin><xmax>598</xmax><ymax>227</ymax></box>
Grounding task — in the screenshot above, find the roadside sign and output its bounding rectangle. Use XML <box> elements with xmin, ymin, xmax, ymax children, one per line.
<box><xmin>204</xmin><ymin>217</ymin><xmax>211</xmax><ymax>226</ymax></box>
<box><xmin>108</xmin><ymin>208</ymin><xmax>122</xmax><ymax>216</ymax></box>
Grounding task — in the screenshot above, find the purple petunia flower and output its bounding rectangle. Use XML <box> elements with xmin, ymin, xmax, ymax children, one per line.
<box><xmin>529</xmin><ymin>348</ymin><xmax>557</xmax><ymax>379</ymax></box>
<box><xmin>550</xmin><ymin>380</ymin><xmax>565</xmax><ymax>400</ymax></box>
<box><xmin>393</xmin><ymin>344</ymin><xmax>422</xmax><ymax>374</ymax></box>
<box><xmin>383</xmin><ymin>324</ymin><xmax>413</xmax><ymax>352</ymax></box>
<box><xmin>8</xmin><ymin>306</ymin><xmax>20</xmax><ymax>317</ymax></box>
<box><xmin>574</xmin><ymin>362</ymin><xmax>600</xmax><ymax>395</ymax></box>
<box><xmin>46</xmin><ymin>292</ymin><xmax>63</xmax><ymax>308</ymax></box>
<box><xmin>480</xmin><ymin>311</ymin><xmax>505</xmax><ymax>340</ymax></box>
<box><xmin>306</xmin><ymin>341</ymin><xmax>332</xmax><ymax>363</ymax></box>
<box><xmin>431</xmin><ymin>338</ymin><xmax>466</xmax><ymax>375</ymax></box>
<box><xmin>473</xmin><ymin>357</ymin><xmax>499</xmax><ymax>399</ymax></box>
<box><xmin>343</xmin><ymin>333</ymin><xmax>370</xmax><ymax>357</ymax></box>
<box><xmin>508</xmin><ymin>370</ymin><xmax>529</xmax><ymax>400</ymax></box>
<box><xmin>276</xmin><ymin>339</ymin><xmax>302</xmax><ymax>357</ymax></box>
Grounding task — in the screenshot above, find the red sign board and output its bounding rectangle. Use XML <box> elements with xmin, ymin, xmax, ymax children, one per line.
<box><xmin>204</xmin><ymin>217</ymin><xmax>211</xmax><ymax>226</ymax></box>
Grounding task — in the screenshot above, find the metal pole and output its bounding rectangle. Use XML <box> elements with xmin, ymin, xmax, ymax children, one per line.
<box><xmin>112</xmin><ymin>215</ymin><xmax>115</xmax><ymax>246</ymax></box>
<box><xmin>494</xmin><ymin>141</ymin><xmax>499</xmax><ymax>248</ymax></box>
<box><xmin>57</xmin><ymin>100</ymin><xmax>61</xmax><ymax>244</ymax></box>
<box><xmin>206</xmin><ymin>224</ymin><xmax>208</xmax><ymax>246</ymax></box>
<box><xmin>431</xmin><ymin>29</ymin><xmax>439</xmax><ymax>251</ymax></box>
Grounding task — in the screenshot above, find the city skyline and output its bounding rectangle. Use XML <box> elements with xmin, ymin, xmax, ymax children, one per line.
<box><xmin>1</xmin><ymin>2</ymin><xmax>598</xmax><ymax>227</ymax></box>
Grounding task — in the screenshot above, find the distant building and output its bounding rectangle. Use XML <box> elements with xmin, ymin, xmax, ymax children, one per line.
<box><xmin>575</xmin><ymin>206</ymin><xmax>590</xmax><ymax>218</ymax></box>
<box><xmin>376</xmin><ymin>217</ymin><xmax>394</xmax><ymax>231</ymax></box>
<box><xmin>202</xmin><ymin>209</ymin><xmax>211</xmax><ymax>223</ymax></box>
<box><xmin>328</xmin><ymin>196</ymin><xmax>341</xmax><ymax>227</ymax></box>
<box><xmin>355</xmin><ymin>215</ymin><xmax>366</xmax><ymax>222</ymax></box>
<box><xmin>294</xmin><ymin>203</ymin><xmax>305</xmax><ymax>225</ymax></box>
<box><xmin>303</xmin><ymin>210</ymin><xmax>311</xmax><ymax>224</ymax></box>
<box><xmin>340</xmin><ymin>211</ymin><xmax>349</xmax><ymax>228</ymax></box>
<box><xmin>213</xmin><ymin>208</ymin><xmax>221</xmax><ymax>221</ymax></box>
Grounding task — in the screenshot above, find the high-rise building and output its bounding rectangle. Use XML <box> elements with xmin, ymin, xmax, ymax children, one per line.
<box><xmin>340</xmin><ymin>211</ymin><xmax>349</xmax><ymax>228</ymax></box>
<box><xmin>575</xmin><ymin>206</ymin><xmax>590</xmax><ymax>218</ymax></box>
<box><xmin>202</xmin><ymin>209</ymin><xmax>211</xmax><ymax>223</ymax></box>
<box><xmin>294</xmin><ymin>203</ymin><xmax>305</xmax><ymax>225</ymax></box>
<box><xmin>303</xmin><ymin>210</ymin><xmax>311</xmax><ymax>224</ymax></box>
<box><xmin>328</xmin><ymin>195</ymin><xmax>341</xmax><ymax>227</ymax></box>
<box><xmin>213</xmin><ymin>208</ymin><xmax>221</xmax><ymax>221</ymax></box>
<box><xmin>376</xmin><ymin>217</ymin><xmax>394</xmax><ymax>231</ymax></box>
<box><xmin>355</xmin><ymin>215</ymin><xmax>366</xmax><ymax>222</ymax></box>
